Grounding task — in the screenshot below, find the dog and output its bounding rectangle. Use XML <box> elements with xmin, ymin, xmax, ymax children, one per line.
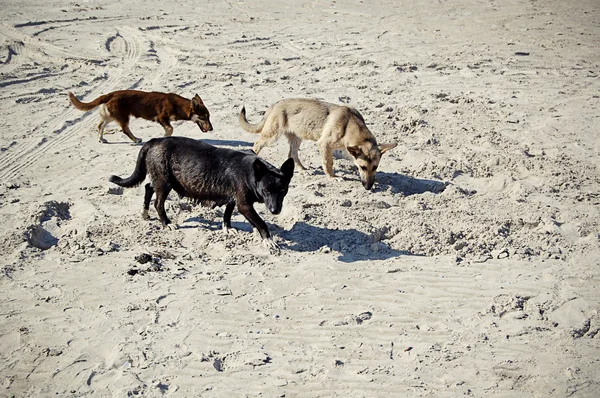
<box><xmin>108</xmin><ymin>136</ymin><xmax>294</xmax><ymax>249</ymax></box>
<box><xmin>68</xmin><ymin>90</ymin><xmax>213</xmax><ymax>143</ymax></box>
<box><xmin>239</xmin><ymin>98</ymin><xmax>397</xmax><ymax>190</ymax></box>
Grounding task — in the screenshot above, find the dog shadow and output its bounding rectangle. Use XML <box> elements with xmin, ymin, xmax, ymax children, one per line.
<box><xmin>103</xmin><ymin>138</ymin><xmax>254</xmax><ymax>148</ymax></box>
<box><xmin>280</xmin><ymin>222</ymin><xmax>407</xmax><ymax>262</ymax></box>
<box><xmin>179</xmin><ymin>216</ymin><xmax>253</xmax><ymax>233</ymax></box>
<box><xmin>374</xmin><ymin>171</ymin><xmax>448</xmax><ymax>195</ymax></box>
<box><xmin>178</xmin><ymin>214</ymin><xmax>405</xmax><ymax>262</ymax></box>
<box><xmin>105</xmin><ymin>141</ymin><xmax>144</xmax><ymax>146</ymax></box>
<box><xmin>303</xmin><ymin>167</ymin><xmax>447</xmax><ymax>196</ymax></box>
<box><xmin>201</xmin><ymin>139</ymin><xmax>254</xmax><ymax>148</ymax></box>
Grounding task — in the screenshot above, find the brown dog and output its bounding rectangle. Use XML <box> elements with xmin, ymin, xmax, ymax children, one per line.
<box><xmin>239</xmin><ymin>98</ymin><xmax>396</xmax><ymax>189</ymax></box>
<box><xmin>68</xmin><ymin>90</ymin><xmax>213</xmax><ymax>143</ymax></box>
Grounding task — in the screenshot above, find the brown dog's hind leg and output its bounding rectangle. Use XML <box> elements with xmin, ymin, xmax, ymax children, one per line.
<box><xmin>97</xmin><ymin>104</ymin><xmax>113</xmax><ymax>143</ymax></box>
<box><xmin>97</xmin><ymin>120</ymin><xmax>107</xmax><ymax>143</ymax></box>
<box><xmin>286</xmin><ymin>133</ymin><xmax>306</xmax><ymax>170</ymax></box>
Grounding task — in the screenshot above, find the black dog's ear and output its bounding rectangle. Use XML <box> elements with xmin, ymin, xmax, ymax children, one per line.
<box><xmin>280</xmin><ymin>158</ymin><xmax>295</xmax><ymax>180</ymax></box>
<box><xmin>253</xmin><ymin>158</ymin><xmax>268</xmax><ymax>181</ymax></box>
<box><xmin>347</xmin><ymin>146</ymin><xmax>362</xmax><ymax>159</ymax></box>
<box><xmin>192</xmin><ymin>94</ymin><xmax>203</xmax><ymax>106</ymax></box>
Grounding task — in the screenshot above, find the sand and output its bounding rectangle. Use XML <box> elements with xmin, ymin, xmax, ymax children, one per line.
<box><xmin>1</xmin><ymin>0</ymin><xmax>599</xmax><ymax>396</ymax></box>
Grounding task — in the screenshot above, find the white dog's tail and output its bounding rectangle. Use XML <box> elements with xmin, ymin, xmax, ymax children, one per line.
<box><xmin>238</xmin><ymin>105</ymin><xmax>267</xmax><ymax>134</ymax></box>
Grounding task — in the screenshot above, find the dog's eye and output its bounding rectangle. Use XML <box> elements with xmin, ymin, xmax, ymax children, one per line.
<box><xmin>360</xmin><ymin>166</ymin><xmax>367</xmax><ymax>171</ymax></box>
<box><xmin>373</xmin><ymin>165</ymin><xmax>377</xmax><ymax>171</ymax></box>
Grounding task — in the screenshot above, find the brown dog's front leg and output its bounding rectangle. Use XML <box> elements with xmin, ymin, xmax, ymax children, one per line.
<box><xmin>237</xmin><ymin>202</ymin><xmax>270</xmax><ymax>240</ymax></box>
<box><xmin>118</xmin><ymin>120</ymin><xmax>142</xmax><ymax>144</ymax></box>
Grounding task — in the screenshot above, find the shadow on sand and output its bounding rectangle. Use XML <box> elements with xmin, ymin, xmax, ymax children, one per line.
<box><xmin>201</xmin><ymin>139</ymin><xmax>254</xmax><ymax>148</ymax></box>
<box><xmin>179</xmin><ymin>215</ymin><xmax>253</xmax><ymax>233</ymax></box>
<box><xmin>374</xmin><ymin>171</ymin><xmax>448</xmax><ymax>195</ymax></box>
<box><xmin>299</xmin><ymin>166</ymin><xmax>448</xmax><ymax>196</ymax></box>
<box><xmin>280</xmin><ymin>222</ymin><xmax>408</xmax><ymax>262</ymax></box>
<box><xmin>105</xmin><ymin>139</ymin><xmax>254</xmax><ymax>148</ymax></box>
<box><xmin>179</xmin><ymin>214</ymin><xmax>406</xmax><ymax>262</ymax></box>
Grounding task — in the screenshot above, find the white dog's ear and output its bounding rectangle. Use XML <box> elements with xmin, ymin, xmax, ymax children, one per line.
<box><xmin>192</xmin><ymin>94</ymin><xmax>203</xmax><ymax>106</ymax></box>
<box><xmin>347</xmin><ymin>146</ymin><xmax>362</xmax><ymax>159</ymax></box>
<box><xmin>379</xmin><ymin>142</ymin><xmax>397</xmax><ymax>154</ymax></box>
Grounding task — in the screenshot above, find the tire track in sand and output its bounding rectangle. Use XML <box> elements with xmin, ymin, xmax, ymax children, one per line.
<box><xmin>0</xmin><ymin>27</ymin><xmax>143</xmax><ymax>181</ymax></box>
<box><xmin>0</xmin><ymin>23</ymin><xmax>103</xmax><ymax>68</ymax></box>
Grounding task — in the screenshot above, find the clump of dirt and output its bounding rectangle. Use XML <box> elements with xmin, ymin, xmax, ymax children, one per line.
<box><xmin>24</xmin><ymin>201</ymin><xmax>71</xmax><ymax>250</ymax></box>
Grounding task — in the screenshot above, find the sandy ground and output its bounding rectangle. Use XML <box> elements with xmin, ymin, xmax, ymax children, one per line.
<box><xmin>1</xmin><ymin>0</ymin><xmax>599</xmax><ymax>396</ymax></box>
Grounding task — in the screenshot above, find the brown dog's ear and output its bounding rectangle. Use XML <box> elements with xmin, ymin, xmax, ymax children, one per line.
<box><xmin>253</xmin><ymin>158</ymin><xmax>268</xmax><ymax>181</ymax></box>
<box><xmin>192</xmin><ymin>94</ymin><xmax>203</xmax><ymax>107</ymax></box>
<box><xmin>347</xmin><ymin>146</ymin><xmax>362</xmax><ymax>159</ymax></box>
<box><xmin>280</xmin><ymin>158</ymin><xmax>295</xmax><ymax>180</ymax></box>
<box><xmin>379</xmin><ymin>142</ymin><xmax>397</xmax><ymax>154</ymax></box>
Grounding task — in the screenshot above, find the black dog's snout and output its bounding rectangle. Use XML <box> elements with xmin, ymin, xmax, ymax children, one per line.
<box><xmin>269</xmin><ymin>205</ymin><xmax>281</xmax><ymax>215</ymax></box>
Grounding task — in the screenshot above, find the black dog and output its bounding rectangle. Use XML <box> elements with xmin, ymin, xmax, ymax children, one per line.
<box><xmin>109</xmin><ymin>137</ymin><xmax>294</xmax><ymax>249</ymax></box>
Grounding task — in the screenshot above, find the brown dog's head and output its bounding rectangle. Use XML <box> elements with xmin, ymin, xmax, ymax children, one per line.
<box><xmin>190</xmin><ymin>94</ymin><xmax>213</xmax><ymax>133</ymax></box>
<box><xmin>347</xmin><ymin>142</ymin><xmax>397</xmax><ymax>190</ymax></box>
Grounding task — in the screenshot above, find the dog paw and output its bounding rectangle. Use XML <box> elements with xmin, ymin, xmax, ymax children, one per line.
<box><xmin>166</xmin><ymin>223</ymin><xmax>179</xmax><ymax>231</ymax></box>
<box><xmin>223</xmin><ymin>227</ymin><xmax>239</xmax><ymax>235</ymax></box>
<box><xmin>262</xmin><ymin>238</ymin><xmax>280</xmax><ymax>253</ymax></box>
<box><xmin>132</xmin><ymin>138</ymin><xmax>143</xmax><ymax>145</ymax></box>
<box><xmin>326</xmin><ymin>175</ymin><xmax>343</xmax><ymax>182</ymax></box>
<box><xmin>141</xmin><ymin>210</ymin><xmax>150</xmax><ymax>220</ymax></box>
<box><xmin>99</xmin><ymin>138</ymin><xmax>108</xmax><ymax>144</ymax></box>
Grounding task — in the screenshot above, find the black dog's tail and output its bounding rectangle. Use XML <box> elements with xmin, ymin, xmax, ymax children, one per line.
<box><xmin>109</xmin><ymin>144</ymin><xmax>150</xmax><ymax>188</ymax></box>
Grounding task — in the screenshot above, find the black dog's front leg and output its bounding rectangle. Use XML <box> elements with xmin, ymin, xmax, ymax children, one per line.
<box><xmin>237</xmin><ymin>202</ymin><xmax>270</xmax><ymax>240</ymax></box>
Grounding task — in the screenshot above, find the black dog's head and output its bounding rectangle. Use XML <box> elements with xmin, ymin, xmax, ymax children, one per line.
<box><xmin>190</xmin><ymin>94</ymin><xmax>213</xmax><ymax>133</ymax></box>
<box><xmin>253</xmin><ymin>157</ymin><xmax>295</xmax><ymax>214</ymax></box>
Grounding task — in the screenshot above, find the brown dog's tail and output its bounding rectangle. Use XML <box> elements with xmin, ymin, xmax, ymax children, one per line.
<box><xmin>239</xmin><ymin>105</ymin><xmax>266</xmax><ymax>134</ymax></box>
<box><xmin>68</xmin><ymin>92</ymin><xmax>112</xmax><ymax>112</ymax></box>
<box><xmin>109</xmin><ymin>143</ymin><xmax>150</xmax><ymax>188</ymax></box>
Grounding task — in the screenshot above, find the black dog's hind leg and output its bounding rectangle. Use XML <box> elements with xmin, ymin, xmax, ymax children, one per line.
<box><xmin>222</xmin><ymin>202</ymin><xmax>236</xmax><ymax>234</ymax></box>
<box><xmin>154</xmin><ymin>182</ymin><xmax>173</xmax><ymax>227</ymax></box>
<box><xmin>142</xmin><ymin>183</ymin><xmax>154</xmax><ymax>220</ymax></box>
